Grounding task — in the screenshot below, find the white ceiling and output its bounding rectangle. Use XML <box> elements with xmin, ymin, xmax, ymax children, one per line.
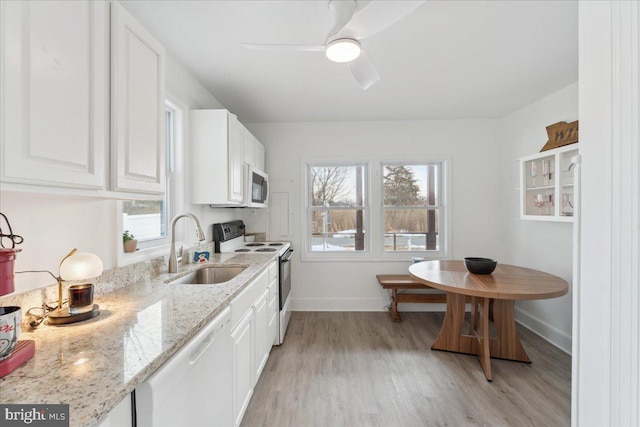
<box><xmin>121</xmin><ymin>0</ymin><xmax>578</xmax><ymax>123</ymax></box>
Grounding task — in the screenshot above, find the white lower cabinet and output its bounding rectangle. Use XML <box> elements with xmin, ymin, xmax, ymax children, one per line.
<box><xmin>230</xmin><ymin>263</ymin><xmax>274</xmax><ymax>426</ymax></box>
<box><xmin>253</xmin><ymin>289</ymin><xmax>270</xmax><ymax>383</ymax></box>
<box><xmin>268</xmin><ymin>277</ymin><xmax>279</xmax><ymax>346</ymax></box>
<box><xmin>267</xmin><ymin>260</ymin><xmax>280</xmax><ymax>346</ymax></box>
<box><xmin>231</xmin><ymin>309</ymin><xmax>254</xmax><ymax>427</ymax></box>
<box><xmin>135</xmin><ymin>308</ymin><xmax>233</xmax><ymax>427</ymax></box>
<box><xmin>97</xmin><ymin>394</ymin><xmax>132</xmax><ymax>427</ymax></box>
<box><xmin>128</xmin><ymin>264</ymin><xmax>276</xmax><ymax>427</ymax></box>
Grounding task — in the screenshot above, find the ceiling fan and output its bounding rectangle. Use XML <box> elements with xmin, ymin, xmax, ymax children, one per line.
<box><xmin>242</xmin><ymin>0</ymin><xmax>427</xmax><ymax>90</ymax></box>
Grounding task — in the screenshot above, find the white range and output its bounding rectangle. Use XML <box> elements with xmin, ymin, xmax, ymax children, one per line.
<box><xmin>213</xmin><ymin>220</ymin><xmax>293</xmax><ymax>345</ymax></box>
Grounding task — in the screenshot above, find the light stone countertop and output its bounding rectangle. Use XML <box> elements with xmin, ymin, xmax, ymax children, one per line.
<box><xmin>0</xmin><ymin>252</ymin><xmax>277</xmax><ymax>427</ymax></box>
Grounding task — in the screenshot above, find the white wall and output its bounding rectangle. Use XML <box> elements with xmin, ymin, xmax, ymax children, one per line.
<box><xmin>0</xmin><ymin>193</ymin><xmax>119</xmax><ymax>292</ymax></box>
<box><xmin>498</xmin><ymin>82</ymin><xmax>578</xmax><ymax>353</ymax></box>
<box><xmin>575</xmin><ymin>2</ymin><xmax>640</xmax><ymax>425</ymax></box>
<box><xmin>247</xmin><ymin>120</ymin><xmax>505</xmax><ymax>311</ymax></box>
<box><xmin>166</xmin><ymin>54</ymin><xmax>237</xmax><ymax>243</ymax></box>
<box><xmin>0</xmin><ymin>52</ymin><xmax>231</xmax><ymax>294</ymax></box>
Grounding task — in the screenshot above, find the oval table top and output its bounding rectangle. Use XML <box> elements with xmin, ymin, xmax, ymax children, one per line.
<box><xmin>409</xmin><ymin>260</ymin><xmax>568</xmax><ymax>300</ymax></box>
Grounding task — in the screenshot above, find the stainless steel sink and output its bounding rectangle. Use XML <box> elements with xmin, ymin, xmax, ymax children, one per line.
<box><xmin>169</xmin><ymin>266</ymin><xmax>246</xmax><ymax>285</ymax></box>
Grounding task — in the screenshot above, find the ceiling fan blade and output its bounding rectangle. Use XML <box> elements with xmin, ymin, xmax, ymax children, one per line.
<box><xmin>326</xmin><ymin>0</ymin><xmax>357</xmax><ymax>42</ymax></box>
<box><xmin>241</xmin><ymin>43</ymin><xmax>325</xmax><ymax>52</ymax></box>
<box><xmin>342</xmin><ymin>0</ymin><xmax>427</xmax><ymax>40</ymax></box>
<box><xmin>349</xmin><ymin>50</ymin><xmax>380</xmax><ymax>90</ymax></box>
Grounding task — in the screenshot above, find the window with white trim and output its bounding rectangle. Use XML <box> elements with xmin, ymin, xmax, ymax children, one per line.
<box><xmin>303</xmin><ymin>159</ymin><xmax>449</xmax><ymax>261</ymax></box>
<box><xmin>307</xmin><ymin>163</ymin><xmax>368</xmax><ymax>253</ymax></box>
<box><xmin>121</xmin><ymin>100</ymin><xmax>179</xmax><ymax>251</ymax></box>
<box><xmin>382</xmin><ymin>162</ymin><xmax>443</xmax><ymax>252</ymax></box>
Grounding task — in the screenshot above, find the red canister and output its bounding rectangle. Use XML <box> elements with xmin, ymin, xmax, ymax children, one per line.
<box><xmin>0</xmin><ymin>249</ymin><xmax>21</xmax><ymax>296</ymax></box>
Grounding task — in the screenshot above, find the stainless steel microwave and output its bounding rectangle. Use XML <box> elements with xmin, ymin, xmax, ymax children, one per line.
<box><xmin>245</xmin><ymin>166</ymin><xmax>269</xmax><ymax>208</ymax></box>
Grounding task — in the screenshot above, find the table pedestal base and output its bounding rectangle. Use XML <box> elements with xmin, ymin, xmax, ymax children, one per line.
<box><xmin>431</xmin><ymin>293</ymin><xmax>531</xmax><ymax>381</ymax></box>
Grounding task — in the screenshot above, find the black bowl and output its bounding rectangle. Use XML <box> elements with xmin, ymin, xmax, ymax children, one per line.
<box><xmin>464</xmin><ymin>257</ymin><xmax>497</xmax><ymax>274</ymax></box>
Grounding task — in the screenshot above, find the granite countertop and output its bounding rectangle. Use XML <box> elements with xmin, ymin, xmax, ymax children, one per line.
<box><xmin>0</xmin><ymin>252</ymin><xmax>277</xmax><ymax>427</ymax></box>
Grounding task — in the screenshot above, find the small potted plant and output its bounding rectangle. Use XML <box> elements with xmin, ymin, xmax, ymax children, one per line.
<box><xmin>123</xmin><ymin>230</ymin><xmax>137</xmax><ymax>253</ymax></box>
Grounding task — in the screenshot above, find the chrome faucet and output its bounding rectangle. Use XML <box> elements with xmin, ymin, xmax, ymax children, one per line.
<box><xmin>168</xmin><ymin>213</ymin><xmax>206</xmax><ymax>273</ymax></box>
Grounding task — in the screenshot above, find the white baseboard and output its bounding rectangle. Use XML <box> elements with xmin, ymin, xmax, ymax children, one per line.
<box><xmin>292</xmin><ymin>298</ymin><xmax>387</xmax><ymax>311</ymax></box>
<box><xmin>291</xmin><ymin>298</ymin><xmax>447</xmax><ymax>312</ymax></box>
<box><xmin>514</xmin><ymin>306</ymin><xmax>572</xmax><ymax>355</ymax></box>
<box><xmin>398</xmin><ymin>303</ymin><xmax>447</xmax><ymax>312</ymax></box>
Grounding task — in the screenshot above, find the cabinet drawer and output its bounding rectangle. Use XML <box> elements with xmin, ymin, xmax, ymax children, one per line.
<box><xmin>230</xmin><ymin>269</ymin><xmax>268</xmax><ymax>327</ymax></box>
<box><xmin>268</xmin><ymin>260</ymin><xmax>278</xmax><ymax>282</ymax></box>
<box><xmin>268</xmin><ymin>293</ymin><xmax>278</xmax><ymax>318</ymax></box>
<box><xmin>268</xmin><ymin>277</ymin><xmax>278</xmax><ymax>301</ymax></box>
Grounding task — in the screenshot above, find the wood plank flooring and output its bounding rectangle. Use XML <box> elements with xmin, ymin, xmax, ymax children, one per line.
<box><xmin>241</xmin><ymin>312</ymin><xmax>571</xmax><ymax>427</ymax></box>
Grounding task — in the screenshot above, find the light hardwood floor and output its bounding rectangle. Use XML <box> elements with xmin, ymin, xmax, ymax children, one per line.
<box><xmin>241</xmin><ymin>312</ymin><xmax>571</xmax><ymax>427</ymax></box>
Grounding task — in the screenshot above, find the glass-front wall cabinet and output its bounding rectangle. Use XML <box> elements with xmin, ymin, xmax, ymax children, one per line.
<box><xmin>519</xmin><ymin>144</ymin><xmax>578</xmax><ymax>222</ymax></box>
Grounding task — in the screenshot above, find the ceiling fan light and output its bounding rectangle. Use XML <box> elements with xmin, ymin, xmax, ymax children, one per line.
<box><xmin>326</xmin><ymin>39</ymin><xmax>361</xmax><ymax>63</ymax></box>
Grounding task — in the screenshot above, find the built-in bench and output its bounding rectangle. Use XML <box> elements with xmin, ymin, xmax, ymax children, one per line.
<box><xmin>377</xmin><ymin>274</ymin><xmax>483</xmax><ymax>322</ymax></box>
<box><xmin>376</xmin><ymin>274</ymin><xmax>447</xmax><ymax>322</ymax></box>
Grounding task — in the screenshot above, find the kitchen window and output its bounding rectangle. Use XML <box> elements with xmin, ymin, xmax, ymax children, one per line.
<box><xmin>382</xmin><ymin>162</ymin><xmax>443</xmax><ymax>253</ymax></box>
<box><xmin>303</xmin><ymin>158</ymin><xmax>449</xmax><ymax>261</ymax></box>
<box><xmin>306</xmin><ymin>163</ymin><xmax>369</xmax><ymax>255</ymax></box>
<box><xmin>120</xmin><ymin>98</ymin><xmax>182</xmax><ymax>256</ymax></box>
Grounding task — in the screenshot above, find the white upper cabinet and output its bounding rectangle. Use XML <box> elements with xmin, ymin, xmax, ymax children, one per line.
<box><xmin>255</xmin><ymin>141</ymin><xmax>265</xmax><ymax>171</ymax></box>
<box><xmin>242</xmin><ymin>127</ymin><xmax>265</xmax><ymax>171</ymax></box>
<box><xmin>111</xmin><ymin>2</ymin><xmax>166</xmax><ymax>195</ymax></box>
<box><xmin>519</xmin><ymin>144</ymin><xmax>579</xmax><ymax>222</ymax></box>
<box><xmin>0</xmin><ymin>1</ymin><xmax>166</xmax><ymax>197</ymax></box>
<box><xmin>243</xmin><ymin>128</ymin><xmax>257</xmax><ymax>167</ymax></box>
<box><xmin>190</xmin><ymin>109</ymin><xmax>244</xmax><ymax>205</ymax></box>
<box><xmin>0</xmin><ymin>0</ymin><xmax>108</xmax><ymax>189</ymax></box>
<box><xmin>229</xmin><ymin>116</ymin><xmax>244</xmax><ymax>202</ymax></box>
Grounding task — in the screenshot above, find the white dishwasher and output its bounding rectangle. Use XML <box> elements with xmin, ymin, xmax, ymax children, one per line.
<box><xmin>136</xmin><ymin>307</ymin><xmax>233</xmax><ymax>427</ymax></box>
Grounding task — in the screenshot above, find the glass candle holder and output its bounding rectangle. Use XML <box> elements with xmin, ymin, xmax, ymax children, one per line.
<box><xmin>68</xmin><ymin>283</ymin><xmax>94</xmax><ymax>314</ymax></box>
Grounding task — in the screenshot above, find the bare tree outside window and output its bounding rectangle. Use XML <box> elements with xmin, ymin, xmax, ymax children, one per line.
<box><xmin>309</xmin><ymin>164</ymin><xmax>367</xmax><ymax>252</ymax></box>
<box><xmin>311</xmin><ymin>167</ymin><xmax>351</xmax><ymax>206</ymax></box>
<box><xmin>305</xmin><ymin>160</ymin><xmax>446</xmax><ymax>258</ymax></box>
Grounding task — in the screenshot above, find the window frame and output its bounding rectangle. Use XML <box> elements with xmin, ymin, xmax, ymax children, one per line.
<box><xmin>301</xmin><ymin>157</ymin><xmax>451</xmax><ymax>262</ymax></box>
<box><xmin>379</xmin><ymin>160</ymin><xmax>448</xmax><ymax>260</ymax></box>
<box><xmin>116</xmin><ymin>95</ymin><xmax>185</xmax><ymax>266</ymax></box>
<box><xmin>302</xmin><ymin>160</ymin><xmax>371</xmax><ymax>261</ymax></box>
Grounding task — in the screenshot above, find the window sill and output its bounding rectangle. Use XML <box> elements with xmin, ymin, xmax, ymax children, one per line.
<box><xmin>117</xmin><ymin>241</ymin><xmax>184</xmax><ymax>267</ymax></box>
<box><xmin>300</xmin><ymin>252</ymin><xmax>448</xmax><ymax>263</ymax></box>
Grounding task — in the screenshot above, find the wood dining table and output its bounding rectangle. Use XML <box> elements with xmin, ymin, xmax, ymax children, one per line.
<box><xmin>408</xmin><ymin>260</ymin><xmax>568</xmax><ymax>381</ymax></box>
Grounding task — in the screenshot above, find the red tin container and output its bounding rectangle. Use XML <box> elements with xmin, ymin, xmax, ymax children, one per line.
<box><xmin>0</xmin><ymin>249</ymin><xmax>21</xmax><ymax>296</ymax></box>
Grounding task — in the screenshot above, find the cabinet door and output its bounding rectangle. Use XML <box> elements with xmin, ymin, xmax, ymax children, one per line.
<box><xmin>255</xmin><ymin>141</ymin><xmax>266</xmax><ymax>171</ymax></box>
<box><xmin>519</xmin><ymin>145</ymin><xmax>578</xmax><ymax>222</ymax></box>
<box><xmin>0</xmin><ymin>1</ymin><xmax>107</xmax><ymax>189</ymax></box>
<box><xmin>253</xmin><ymin>288</ymin><xmax>270</xmax><ymax>385</ymax></box>
<box><xmin>243</xmin><ymin>127</ymin><xmax>256</xmax><ymax>167</ymax></box>
<box><xmin>97</xmin><ymin>394</ymin><xmax>132</xmax><ymax>427</ymax></box>
<box><xmin>228</xmin><ymin>114</ymin><xmax>244</xmax><ymax>202</ymax></box>
<box><xmin>111</xmin><ymin>2</ymin><xmax>166</xmax><ymax>194</ymax></box>
<box><xmin>231</xmin><ymin>309</ymin><xmax>253</xmax><ymax>427</ymax></box>
<box><xmin>268</xmin><ymin>278</ymin><xmax>279</xmax><ymax>346</ymax></box>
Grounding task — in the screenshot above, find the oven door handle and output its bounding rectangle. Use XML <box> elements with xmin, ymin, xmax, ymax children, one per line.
<box><xmin>282</xmin><ymin>249</ymin><xmax>295</xmax><ymax>262</ymax></box>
